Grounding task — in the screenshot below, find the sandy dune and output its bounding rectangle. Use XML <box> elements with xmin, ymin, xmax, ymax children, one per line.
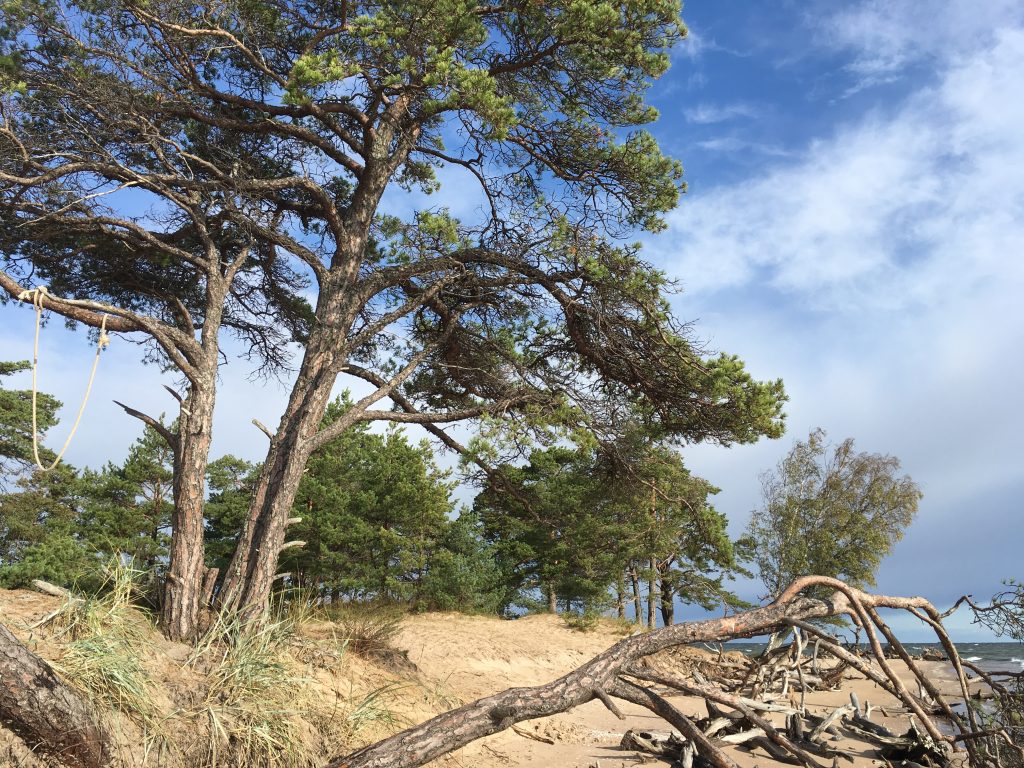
<box><xmin>0</xmin><ymin>590</ymin><xmax>978</xmax><ymax>767</ymax></box>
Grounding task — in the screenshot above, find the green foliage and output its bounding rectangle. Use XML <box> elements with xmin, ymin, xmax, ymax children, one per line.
<box><xmin>204</xmin><ymin>396</ymin><xmax>502</xmax><ymax>612</ymax></box>
<box><xmin>475</xmin><ymin>445</ymin><xmax>616</xmax><ymax>613</ymax></box>
<box><xmin>0</xmin><ymin>405</ymin><xmax>174</xmax><ymax>593</ymax></box>
<box><xmin>474</xmin><ymin>432</ymin><xmax>747</xmax><ymax>620</ymax></box>
<box><xmin>281</xmin><ymin>397</ymin><xmax>456</xmax><ymax>603</ymax></box>
<box><xmin>0</xmin><ymin>360</ymin><xmax>60</xmax><ymax>487</ymax></box>
<box><xmin>562</xmin><ymin>609</ymin><xmax>602</xmax><ymax>633</ymax></box>
<box><xmin>0</xmin><ymin>462</ymin><xmax>95</xmax><ymax>587</ymax></box>
<box><xmin>77</xmin><ymin>423</ymin><xmax>174</xmax><ymax>582</ymax></box>
<box><xmin>745</xmin><ymin>428</ymin><xmax>921</xmax><ymax>599</ymax></box>
<box><xmin>616</xmin><ymin>439</ymin><xmax>749</xmax><ymax>617</ymax></box>
<box><xmin>204</xmin><ymin>455</ymin><xmax>262</xmax><ymax>572</ymax></box>
<box><xmin>416</xmin><ymin>509</ymin><xmax>505</xmax><ymax>614</ymax></box>
<box><xmin>0</xmin><ymin>0</ymin><xmax>786</xmax><ymax>448</ymax></box>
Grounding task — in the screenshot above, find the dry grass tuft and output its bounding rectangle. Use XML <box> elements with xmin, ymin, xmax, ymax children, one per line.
<box><xmin>188</xmin><ymin>612</ymin><xmax>322</xmax><ymax>768</ymax></box>
<box><xmin>35</xmin><ymin>559</ymin><xmax>172</xmax><ymax>765</ymax></box>
<box><xmin>43</xmin><ymin>560</ymin><xmax>160</xmax><ymax>727</ymax></box>
<box><xmin>325</xmin><ymin>602</ymin><xmax>409</xmax><ymax>667</ymax></box>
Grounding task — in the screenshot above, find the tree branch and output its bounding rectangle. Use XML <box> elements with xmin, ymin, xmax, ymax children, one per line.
<box><xmin>112</xmin><ymin>401</ymin><xmax>179</xmax><ymax>451</ymax></box>
<box><xmin>328</xmin><ymin>579</ymin><xmax>966</xmax><ymax>768</ymax></box>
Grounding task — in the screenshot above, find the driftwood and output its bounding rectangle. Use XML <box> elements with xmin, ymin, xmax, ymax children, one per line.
<box><xmin>326</xmin><ymin>576</ymin><xmax>1013</xmax><ymax>768</ymax></box>
<box><xmin>0</xmin><ymin>622</ymin><xmax>109</xmax><ymax>768</ymax></box>
<box><xmin>31</xmin><ymin>579</ymin><xmax>72</xmax><ymax>599</ymax></box>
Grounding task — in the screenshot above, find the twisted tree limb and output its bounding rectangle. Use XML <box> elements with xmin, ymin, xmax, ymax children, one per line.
<box><xmin>0</xmin><ymin>622</ymin><xmax>109</xmax><ymax>768</ymax></box>
<box><xmin>327</xmin><ymin>577</ymin><xmax>989</xmax><ymax>768</ymax></box>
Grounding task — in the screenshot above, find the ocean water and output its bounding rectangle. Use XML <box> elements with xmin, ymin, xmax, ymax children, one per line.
<box><xmin>719</xmin><ymin>641</ymin><xmax>1024</xmax><ymax>676</ymax></box>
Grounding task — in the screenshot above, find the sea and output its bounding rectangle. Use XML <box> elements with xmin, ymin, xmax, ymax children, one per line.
<box><xmin>720</xmin><ymin>641</ymin><xmax>1024</xmax><ymax>677</ymax></box>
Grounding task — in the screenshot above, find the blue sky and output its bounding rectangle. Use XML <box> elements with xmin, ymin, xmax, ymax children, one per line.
<box><xmin>2</xmin><ymin>1</ymin><xmax>1021</xmax><ymax>640</ymax></box>
<box><xmin>644</xmin><ymin>0</ymin><xmax>1024</xmax><ymax>639</ymax></box>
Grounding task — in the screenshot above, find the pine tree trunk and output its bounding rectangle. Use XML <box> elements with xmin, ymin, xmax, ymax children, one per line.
<box><xmin>647</xmin><ymin>557</ymin><xmax>657</xmax><ymax>628</ymax></box>
<box><xmin>616</xmin><ymin>576</ymin><xmax>626</xmax><ymax>620</ymax></box>
<box><xmin>659</xmin><ymin>570</ymin><xmax>675</xmax><ymax>626</ymax></box>
<box><xmin>214</xmin><ymin>135</ymin><xmax>422</xmax><ymax>621</ymax></box>
<box><xmin>161</xmin><ymin>378</ymin><xmax>216</xmax><ymax>642</ymax></box>
<box><xmin>218</xmin><ymin>295</ymin><xmax>357</xmax><ymax>617</ymax></box>
<box><xmin>629</xmin><ymin>566</ymin><xmax>643</xmax><ymax>626</ymax></box>
<box><xmin>547</xmin><ymin>585</ymin><xmax>558</xmax><ymax>613</ymax></box>
<box><xmin>0</xmin><ymin>622</ymin><xmax>109</xmax><ymax>768</ymax></box>
<box><xmin>159</xmin><ymin>270</ymin><xmax>230</xmax><ymax>642</ymax></box>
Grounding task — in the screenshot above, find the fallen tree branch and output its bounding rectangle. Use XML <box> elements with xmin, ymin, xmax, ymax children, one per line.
<box><xmin>0</xmin><ymin>622</ymin><xmax>110</xmax><ymax>768</ymax></box>
<box><xmin>327</xmin><ymin>577</ymin><xmax>987</xmax><ymax>768</ymax></box>
<box><xmin>607</xmin><ymin>677</ymin><xmax>738</xmax><ymax>768</ymax></box>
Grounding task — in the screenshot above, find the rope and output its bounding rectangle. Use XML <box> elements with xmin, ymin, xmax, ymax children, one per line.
<box><xmin>18</xmin><ymin>286</ymin><xmax>110</xmax><ymax>471</ymax></box>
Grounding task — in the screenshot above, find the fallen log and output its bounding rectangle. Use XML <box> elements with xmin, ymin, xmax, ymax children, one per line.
<box><xmin>0</xmin><ymin>622</ymin><xmax>109</xmax><ymax>768</ymax></box>
<box><xmin>807</xmin><ymin>703</ymin><xmax>853</xmax><ymax>743</ymax></box>
<box><xmin>620</xmin><ymin>728</ymin><xmax>685</xmax><ymax>757</ymax></box>
<box><xmin>30</xmin><ymin>579</ymin><xmax>72</xmax><ymax>599</ymax></box>
<box><xmin>315</xmin><ymin>577</ymin><xmax>1008</xmax><ymax>768</ymax></box>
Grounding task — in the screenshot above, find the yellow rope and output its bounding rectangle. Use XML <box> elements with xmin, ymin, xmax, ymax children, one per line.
<box><xmin>19</xmin><ymin>286</ymin><xmax>110</xmax><ymax>472</ymax></box>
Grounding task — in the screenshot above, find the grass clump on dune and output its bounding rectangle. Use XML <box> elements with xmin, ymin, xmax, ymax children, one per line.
<box><xmin>189</xmin><ymin>612</ymin><xmax>319</xmax><ymax>768</ymax></box>
<box><xmin>30</xmin><ymin>575</ymin><xmax>412</xmax><ymax>767</ymax></box>
<box><xmin>42</xmin><ymin>559</ymin><xmax>161</xmax><ymax>731</ymax></box>
<box><xmin>325</xmin><ymin>601</ymin><xmax>405</xmax><ymax>662</ymax></box>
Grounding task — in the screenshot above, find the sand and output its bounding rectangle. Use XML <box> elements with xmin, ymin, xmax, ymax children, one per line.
<box><xmin>0</xmin><ymin>589</ymin><xmax>980</xmax><ymax>767</ymax></box>
<box><xmin>393</xmin><ymin>613</ymin><xmax>975</xmax><ymax>768</ymax></box>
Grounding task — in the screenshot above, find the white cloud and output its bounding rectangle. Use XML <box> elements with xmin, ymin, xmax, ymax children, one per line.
<box><xmin>655</xmin><ymin>21</ymin><xmax>1024</xmax><ymax>616</ymax></box>
<box><xmin>684</xmin><ymin>102</ymin><xmax>760</xmax><ymax>124</ymax></box>
<box><xmin>818</xmin><ymin>0</ymin><xmax>1024</xmax><ymax>87</ymax></box>
<box><xmin>675</xmin><ymin>27</ymin><xmax>708</xmax><ymax>61</ymax></box>
<box><xmin>694</xmin><ymin>136</ymin><xmax>793</xmax><ymax>158</ymax></box>
<box><xmin>656</xmin><ymin>28</ymin><xmax>1024</xmax><ymax>309</ymax></box>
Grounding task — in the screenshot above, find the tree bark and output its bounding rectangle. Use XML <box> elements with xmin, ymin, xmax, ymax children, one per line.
<box><xmin>629</xmin><ymin>565</ymin><xmax>643</xmax><ymax>626</ymax></box>
<box><xmin>161</xmin><ymin>379</ymin><xmax>217</xmax><ymax>641</ymax></box>
<box><xmin>547</xmin><ymin>585</ymin><xmax>558</xmax><ymax>614</ymax></box>
<box><xmin>218</xmin><ymin>285</ymin><xmax>359</xmax><ymax>617</ymax></box>
<box><xmin>659</xmin><ymin>568</ymin><xmax>675</xmax><ymax>626</ymax></box>
<box><xmin>616</xmin><ymin>576</ymin><xmax>626</xmax><ymax>620</ymax></box>
<box><xmin>0</xmin><ymin>622</ymin><xmax>109</xmax><ymax>768</ymax></box>
<box><xmin>647</xmin><ymin>557</ymin><xmax>657</xmax><ymax>629</ymax></box>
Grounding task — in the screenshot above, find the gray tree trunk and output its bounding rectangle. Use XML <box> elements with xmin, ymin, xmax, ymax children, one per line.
<box><xmin>630</xmin><ymin>566</ymin><xmax>644</xmax><ymax>626</ymax></box>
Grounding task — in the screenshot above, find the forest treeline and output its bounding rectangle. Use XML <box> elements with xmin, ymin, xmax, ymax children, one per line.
<box><xmin>2</xmin><ymin>359</ymin><xmax>927</xmax><ymax>627</ymax></box>
<box><xmin>1</xmin><ymin>361</ymin><xmax>749</xmax><ymax>623</ymax></box>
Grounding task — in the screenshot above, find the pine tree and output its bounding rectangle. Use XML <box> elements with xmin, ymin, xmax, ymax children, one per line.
<box><xmin>0</xmin><ymin>463</ymin><xmax>93</xmax><ymax>588</ymax></box>
<box><xmin>0</xmin><ymin>360</ymin><xmax>60</xmax><ymax>488</ymax></box>
<box><xmin>283</xmin><ymin>397</ymin><xmax>456</xmax><ymax>603</ymax></box>
<box><xmin>2</xmin><ymin>0</ymin><xmax>786</xmax><ymax>638</ymax></box>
